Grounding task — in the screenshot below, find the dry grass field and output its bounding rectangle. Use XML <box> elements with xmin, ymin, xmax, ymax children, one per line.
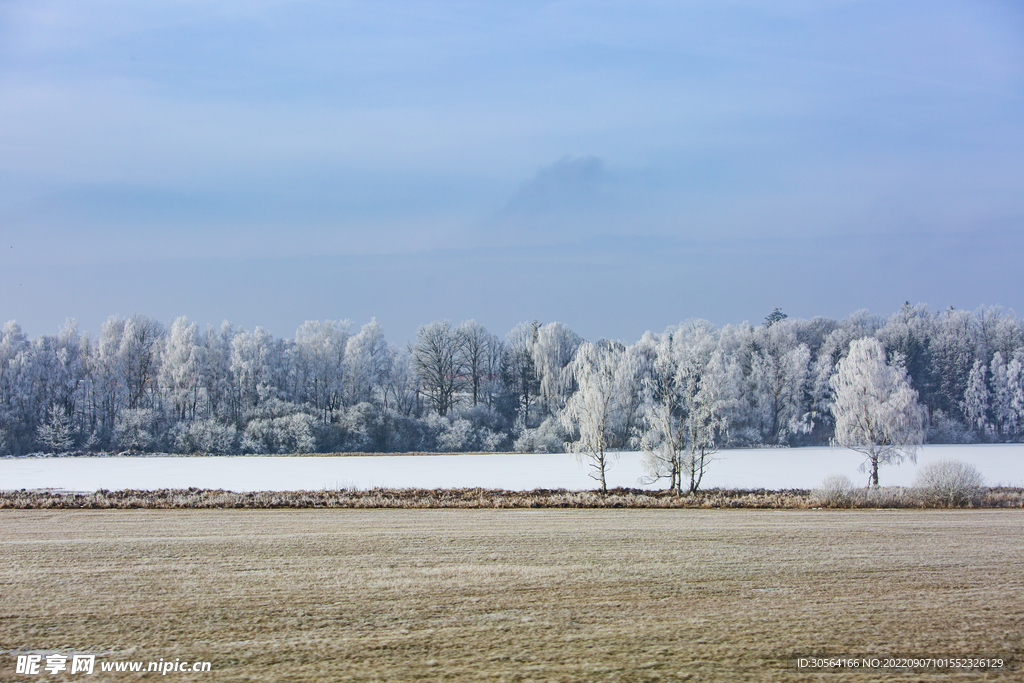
<box><xmin>1</xmin><ymin>509</ymin><xmax>1022</xmax><ymax>682</ymax></box>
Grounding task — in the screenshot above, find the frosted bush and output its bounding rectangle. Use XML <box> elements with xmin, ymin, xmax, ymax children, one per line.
<box><xmin>172</xmin><ymin>419</ymin><xmax>237</xmax><ymax>454</ymax></box>
<box><xmin>927</xmin><ymin>410</ymin><xmax>973</xmax><ymax>444</ymax></box>
<box><xmin>114</xmin><ymin>409</ymin><xmax>155</xmax><ymax>451</ymax></box>
<box><xmin>437</xmin><ymin>418</ymin><xmax>474</xmax><ymax>452</ymax></box>
<box><xmin>814</xmin><ymin>473</ymin><xmax>855</xmax><ymax>507</ymax></box>
<box><xmin>914</xmin><ymin>459</ymin><xmax>984</xmax><ymax>506</ymax></box>
<box><xmin>513</xmin><ymin>417</ymin><xmax>567</xmax><ymax>453</ymax></box>
<box><xmin>332</xmin><ymin>403</ymin><xmax>376</xmax><ymax>452</ymax></box>
<box><xmin>480</xmin><ymin>428</ymin><xmax>506</xmax><ymax>452</ymax></box>
<box><xmin>242</xmin><ymin>414</ymin><xmax>316</xmax><ymax>454</ymax></box>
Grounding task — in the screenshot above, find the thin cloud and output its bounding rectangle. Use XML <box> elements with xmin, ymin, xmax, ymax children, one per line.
<box><xmin>500</xmin><ymin>155</ymin><xmax>607</xmax><ymax>216</ymax></box>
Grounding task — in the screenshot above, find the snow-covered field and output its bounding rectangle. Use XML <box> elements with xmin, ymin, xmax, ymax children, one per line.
<box><xmin>2</xmin><ymin>445</ymin><xmax>1022</xmax><ymax>492</ymax></box>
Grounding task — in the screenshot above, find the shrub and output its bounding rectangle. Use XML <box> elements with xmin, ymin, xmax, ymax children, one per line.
<box><xmin>436</xmin><ymin>418</ymin><xmax>474</xmax><ymax>452</ymax></box>
<box><xmin>172</xmin><ymin>419</ymin><xmax>238</xmax><ymax>454</ymax></box>
<box><xmin>114</xmin><ymin>409</ymin><xmax>155</xmax><ymax>451</ymax></box>
<box><xmin>814</xmin><ymin>473</ymin><xmax>854</xmax><ymax>507</ymax></box>
<box><xmin>513</xmin><ymin>417</ymin><xmax>567</xmax><ymax>453</ymax></box>
<box><xmin>927</xmin><ymin>410</ymin><xmax>973</xmax><ymax>444</ymax></box>
<box><xmin>241</xmin><ymin>414</ymin><xmax>316</xmax><ymax>454</ymax></box>
<box><xmin>914</xmin><ymin>459</ymin><xmax>984</xmax><ymax>506</ymax></box>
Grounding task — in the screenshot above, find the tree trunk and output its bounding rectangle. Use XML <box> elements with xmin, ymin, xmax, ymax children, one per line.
<box><xmin>599</xmin><ymin>449</ymin><xmax>607</xmax><ymax>494</ymax></box>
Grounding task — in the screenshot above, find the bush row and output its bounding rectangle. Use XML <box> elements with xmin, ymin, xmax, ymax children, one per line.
<box><xmin>2</xmin><ymin>486</ymin><xmax>1021</xmax><ymax>510</ymax></box>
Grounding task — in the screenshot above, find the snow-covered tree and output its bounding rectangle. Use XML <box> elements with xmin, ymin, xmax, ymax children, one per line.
<box><xmin>929</xmin><ymin>307</ymin><xmax>976</xmax><ymax>423</ymax></box>
<box><xmin>201</xmin><ymin>322</ymin><xmax>235</xmax><ymax>422</ymax></box>
<box><xmin>531</xmin><ymin>321</ymin><xmax>583</xmax><ymax>415</ymax></box>
<box><xmin>0</xmin><ymin>321</ymin><xmax>33</xmax><ymax>452</ymax></box>
<box><xmin>120</xmin><ymin>314</ymin><xmax>164</xmax><ymax>410</ymax></box>
<box><xmin>638</xmin><ymin>322</ymin><xmax>738</xmax><ymax>494</ymax></box>
<box><xmin>636</xmin><ymin>331</ymin><xmax>686</xmax><ymax>491</ymax></box>
<box><xmin>560</xmin><ymin>340</ymin><xmax>638</xmax><ymax>493</ymax></box>
<box><xmin>159</xmin><ymin>316</ymin><xmax>202</xmax><ymax>422</ymax></box>
<box><xmin>962</xmin><ymin>360</ymin><xmax>990</xmax><ymax>436</ymax></box>
<box><xmin>242</xmin><ymin>412</ymin><xmax>316</xmax><ymax>454</ymax></box>
<box><xmin>1006</xmin><ymin>355</ymin><xmax>1024</xmax><ymax>438</ymax></box>
<box><xmin>231</xmin><ymin>327</ymin><xmax>276</xmax><ymax>411</ymax></box>
<box><xmin>747</xmin><ymin>322</ymin><xmax>812</xmax><ymax>444</ymax></box>
<box><xmin>988</xmin><ymin>352</ymin><xmax>1011</xmax><ymax>437</ymax></box>
<box><xmin>344</xmin><ymin>319</ymin><xmax>390</xmax><ymax>407</ymax></box>
<box><xmin>502</xmin><ymin>321</ymin><xmax>540</xmax><ymax>426</ymax></box>
<box><xmin>876</xmin><ymin>303</ymin><xmax>935</xmax><ymax>413</ymax></box>
<box><xmin>293</xmin><ymin>319</ymin><xmax>350</xmax><ymax>421</ymax></box>
<box><xmin>831</xmin><ymin>337</ymin><xmax>925</xmax><ymax>486</ymax></box>
<box><xmin>37</xmin><ymin>403</ymin><xmax>74</xmax><ymax>452</ymax></box>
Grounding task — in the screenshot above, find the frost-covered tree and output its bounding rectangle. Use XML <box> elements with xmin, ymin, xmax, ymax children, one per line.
<box><xmin>636</xmin><ymin>331</ymin><xmax>686</xmax><ymax>491</ymax></box>
<box><xmin>120</xmin><ymin>314</ymin><xmax>164</xmax><ymax>410</ymax></box>
<box><xmin>560</xmin><ymin>340</ymin><xmax>638</xmax><ymax>493</ymax></box>
<box><xmin>745</xmin><ymin>322</ymin><xmax>812</xmax><ymax>444</ymax></box>
<box><xmin>0</xmin><ymin>321</ymin><xmax>33</xmax><ymax>452</ymax></box>
<box><xmin>988</xmin><ymin>352</ymin><xmax>1011</xmax><ymax>438</ymax></box>
<box><xmin>809</xmin><ymin>310</ymin><xmax>882</xmax><ymax>440</ymax></box>
<box><xmin>159</xmin><ymin>316</ymin><xmax>202</xmax><ymax>422</ymax></box>
<box><xmin>1006</xmin><ymin>356</ymin><xmax>1024</xmax><ymax>438</ymax></box>
<box><xmin>242</xmin><ymin>412</ymin><xmax>316</xmax><ymax>454</ymax></box>
<box><xmin>876</xmin><ymin>303</ymin><xmax>935</xmax><ymax>412</ymax></box>
<box><xmin>171</xmin><ymin>418</ymin><xmax>237</xmax><ymax>454</ymax></box>
<box><xmin>379</xmin><ymin>347</ymin><xmax>418</xmax><ymax>416</ymax></box>
<box><xmin>962</xmin><ymin>360</ymin><xmax>990</xmax><ymax>436</ymax></box>
<box><xmin>973</xmin><ymin>305</ymin><xmax>1023</xmax><ymax>366</ymax></box>
<box><xmin>231</xmin><ymin>327</ymin><xmax>276</xmax><ymax>412</ymax></box>
<box><xmin>929</xmin><ymin>307</ymin><xmax>976</xmax><ymax>423</ymax></box>
<box><xmin>681</xmin><ymin>349</ymin><xmax>738</xmax><ymax>491</ymax></box>
<box><xmin>293</xmin><ymin>319</ymin><xmax>350</xmax><ymax>421</ymax></box>
<box><xmin>831</xmin><ymin>337</ymin><xmax>925</xmax><ymax>486</ymax></box>
<box><xmin>455</xmin><ymin>320</ymin><xmax>496</xmax><ymax>407</ymax></box>
<box><xmin>37</xmin><ymin>403</ymin><xmax>74</xmax><ymax>452</ymax></box>
<box><xmin>344</xmin><ymin>319</ymin><xmax>390</xmax><ymax>406</ymax></box>
<box><xmin>502</xmin><ymin>321</ymin><xmax>540</xmax><ymax>426</ymax></box>
<box><xmin>764</xmin><ymin>307</ymin><xmax>788</xmax><ymax>327</ymax></box>
<box><xmin>638</xmin><ymin>323</ymin><xmax>737</xmax><ymax>493</ymax></box>
<box><xmin>531</xmin><ymin>321</ymin><xmax>583</xmax><ymax>416</ymax></box>
<box><xmin>411</xmin><ymin>320</ymin><xmax>465</xmax><ymax>416</ymax></box>
<box><xmin>201</xmin><ymin>322</ymin><xmax>235</xmax><ymax>422</ymax></box>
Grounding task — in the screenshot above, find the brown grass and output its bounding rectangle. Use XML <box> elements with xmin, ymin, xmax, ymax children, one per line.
<box><xmin>1</xmin><ymin>509</ymin><xmax>1022</xmax><ymax>682</ymax></box>
<box><xmin>2</xmin><ymin>487</ymin><xmax>1022</xmax><ymax>510</ymax></box>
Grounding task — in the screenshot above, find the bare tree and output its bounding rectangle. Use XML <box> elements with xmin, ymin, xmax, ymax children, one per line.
<box><xmin>502</xmin><ymin>321</ymin><xmax>540</xmax><ymax>426</ymax></box>
<box><xmin>457</xmin><ymin>320</ymin><xmax>497</xmax><ymax>406</ymax></box>
<box><xmin>411</xmin><ymin>320</ymin><xmax>466</xmax><ymax>416</ymax></box>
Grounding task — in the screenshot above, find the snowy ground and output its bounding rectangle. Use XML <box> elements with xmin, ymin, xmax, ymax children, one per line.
<box><xmin>2</xmin><ymin>445</ymin><xmax>1022</xmax><ymax>492</ymax></box>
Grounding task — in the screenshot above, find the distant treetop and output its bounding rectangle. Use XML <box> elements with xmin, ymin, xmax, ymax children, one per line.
<box><xmin>764</xmin><ymin>307</ymin><xmax>788</xmax><ymax>327</ymax></box>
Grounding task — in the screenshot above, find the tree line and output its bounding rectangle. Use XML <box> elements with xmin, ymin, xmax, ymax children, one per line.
<box><xmin>2</xmin><ymin>303</ymin><xmax>1022</xmax><ymax>465</ymax></box>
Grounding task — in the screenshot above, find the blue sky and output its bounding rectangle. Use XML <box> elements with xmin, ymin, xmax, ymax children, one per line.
<box><xmin>1</xmin><ymin>0</ymin><xmax>1023</xmax><ymax>342</ymax></box>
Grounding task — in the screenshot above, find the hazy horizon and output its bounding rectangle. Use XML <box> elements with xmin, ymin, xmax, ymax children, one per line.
<box><xmin>3</xmin><ymin>1</ymin><xmax>1022</xmax><ymax>341</ymax></box>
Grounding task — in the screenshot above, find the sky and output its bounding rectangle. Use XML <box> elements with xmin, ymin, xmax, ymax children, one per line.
<box><xmin>1</xmin><ymin>0</ymin><xmax>1023</xmax><ymax>343</ymax></box>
